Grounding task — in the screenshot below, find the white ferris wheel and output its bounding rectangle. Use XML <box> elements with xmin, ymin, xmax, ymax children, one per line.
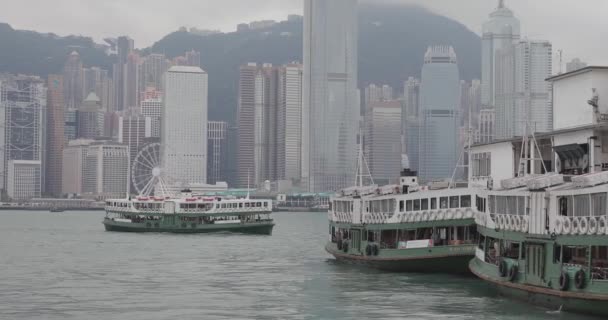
<box><xmin>131</xmin><ymin>143</ymin><xmax>172</xmax><ymax>196</ymax></box>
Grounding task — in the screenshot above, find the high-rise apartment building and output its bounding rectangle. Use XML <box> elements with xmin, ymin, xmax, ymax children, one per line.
<box><xmin>46</xmin><ymin>75</ymin><xmax>65</xmax><ymax>196</ymax></box>
<box><xmin>364</xmin><ymin>100</ymin><xmax>402</xmax><ymax>185</ymax></box>
<box><xmin>403</xmin><ymin>77</ymin><xmax>420</xmax><ymax>118</ymax></box>
<box><xmin>364</xmin><ymin>84</ymin><xmax>393</xmax><ymax>111</ymax></box>
<box><xmin>78</xmin><ymin>93</ymin><xmax>105</xmax><ymax>139</ymax></box>
<box><xmin>418</xmin><ymin>46</ymin><xmax>460</xmax><ymax>182</ymax></box>
<box><xmin>63</xmin><ymin>51</ymin><xmax>84</xmax><ymax>109</ymax></box>
<box><xmin>139</xmin><ymin>54</ymin><xmax>170</xmax><ymax>95</ymax></box>
<box><xmin>83</xmin><ymin>67</ymin><xmax>113</xmax><ymax>112</ymax></box>
<box><xmin>481</xmin><ymin>0</ymin><xmax>520</xmax><ymax>110</ymax></box>
<box><xmin>236</xmin><ymin>63</ymin><xmax>257</xmax><ymax>187</ymax></box>
<box><xmin>162</xmin><ymin>66</ymin><xmax>208</xmax><ymax>185</ymax></box>
<box><xmin>476</xmin><ymin>109</ymin><xmax>495</xmax><ymax>144</ymax></box>
<box><xmin>0</xmin><ymin>75</ymin><xmax>45</xmax><ymax>193</ymax></box>
<box><xmin>140</xmin><ymin>89</ymin><xmax>163</xmax><ymax>138</ymax></box>
<box><xmin>207</xmin><ymin>121</ymin><xmax>227</xmax><ymax>185</ymax></box>
<box><xmin>124</xmin><ymin>53</ymin><xmax>140</xmax><ymax>110</ymax></box>
<box><xmin>117</xmin><ymin>113</ymin><xmax>152</xmax><ymax>169</ymax></box>
<box><xmin>281</xmin><ymin>63</ymin><xmax>304</xmax><ymax>182</ymax></box>
<box><xmin>566</xmin><ymin>58</ymin><xmax>587</xmax><ymax>73</ymax></box>
<box><xmin>303</xmin><ymin>0</ymin><xmax>359</xmax><ymax>192</ymax></box>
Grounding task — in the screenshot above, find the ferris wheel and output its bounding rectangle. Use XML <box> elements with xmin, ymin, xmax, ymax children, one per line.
<box><xmin>131</xmin><ymin>143</ymin><xmax>169</xmax><ymax>196</ymax></box>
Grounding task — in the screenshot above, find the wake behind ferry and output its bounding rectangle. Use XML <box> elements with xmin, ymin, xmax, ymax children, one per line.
<box><xmin>103</xmin><ymin>189</ymin><xmax>274</xmax><ymax>235</ymax></box>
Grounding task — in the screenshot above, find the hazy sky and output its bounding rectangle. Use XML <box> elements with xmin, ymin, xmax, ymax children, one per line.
<box><xmin>2</xmin><ymin>0</ymin><xmax>608</xmax><ymax>66</ymax></box>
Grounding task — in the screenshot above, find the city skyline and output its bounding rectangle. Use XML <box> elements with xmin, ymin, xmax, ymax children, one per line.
<box><xmin>2</xmin><ymin>0</ymin><xmax>607</xmax><ymax>66</ymax></box>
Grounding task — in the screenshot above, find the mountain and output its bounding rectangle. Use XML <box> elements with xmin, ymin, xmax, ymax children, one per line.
<box><xmin>0</xmin><ymin>3</ymin><xmax>481</xmax><ymax>122</ymax></box>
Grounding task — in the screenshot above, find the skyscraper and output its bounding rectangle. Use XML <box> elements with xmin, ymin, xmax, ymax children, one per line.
<box><xmin>236</xmin><ymin>63</ymin><xmax>258</xmax><ymax>187</ymax></box>
<box><xmin>162</xmin><ymin>66</ymin><xmax>208</xmax><ymax>185</ymax></box>
<box><xmin>63</xmin><ymin>51</ymin><xmax>84</xmax><ymax>109</ymax></box>
<box><xmin>207</xmin><ymin>121</ymin><xmax>227</xmax><ymax>185</ymax></box>
<box><xmin>418</xmin><ymin>46</ymin><xmax>460</xmax><ymax>182</ymax></box>
<box><xmin>113</xmin><ymin>36</ymin><xmax>134</xmax><ymax>112</ymax></box>
<box><xmin>62</xmin><ymin>139</ymin><xmax>94</xmax><ymax>195</ymax></box>
<box><xmin>0</xmin><ymin>75</ymin><xmax>45</xmax><ymax>194</ymax></box>
<box><xmin>124</xmin><ymin>52</ymin><xmax>140</xmax><ymax>110</ymax></box>
<box><xmin>140</xmin><ymin>88</ymin><xmax>163</xmax><ymax>138</ymax></box>
<box><xmin>496</xmin><ymin>40</ymin><xmax>553</xmax><ymax>139</ymax></box>
<box><xmin>303</xmin><ymin>0</ymin><xmax>359</xmax><ymax>192</ymax></box>
<box><xmin>139</xmin><ymin>54</ymin><xmax>170</xmax><ymax>95</ymax></box>
<box><xmin>481</xmin><ymin>0</ymin><xmax>520</xmax><ymax>110</ymax></box>
<box><xmin>46</xmin><ymin>75</ymin><xmax>65</xmax><ymax>196</ymax></box>
<box><xmin>83</xmin><ymin>142</ymin><xmax>129</xmax><ymax>198</ymax></box>
<box><xmin>566</xmin><ymin>58</ymin><xmax>587</xmax><ymax>73</ymax></box>
<box><xmin>403</xmin><ymin>77</ymin><xmax>421</xmax><ymax>118</ymax></box>
<box><xmin>364</xmin><ymin>84</ymin><xmax>393</xmax><ymax>111</ymax></box>
<box><xmin>364</xmin><ymin>100</ymin><xmax>402</xmax><ymax>185</ymax></box>
<box><xmin>78</xmin><ymin>93</ymin><xmax>105</xmax><ymax>139</ymax></box>
<box><xmin>280</xmin><ymin>63</ymin><xmax>304</xmax><ymax>182</ymax></box>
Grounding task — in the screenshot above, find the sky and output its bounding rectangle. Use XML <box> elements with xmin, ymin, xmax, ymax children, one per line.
<box><xmin>2</xmin><ymin>0</ymin><xmax>608</xmax><ymax>66</ymax></box>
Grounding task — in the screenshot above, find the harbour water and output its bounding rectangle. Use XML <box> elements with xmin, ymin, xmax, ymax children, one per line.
<box><xmin>0</xmin><ymin>211</ymin><xmax>598</xmax><ymax>319</ymax></box>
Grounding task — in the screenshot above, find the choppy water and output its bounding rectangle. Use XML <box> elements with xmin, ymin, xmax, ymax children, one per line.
<box><xmin>0</xmin><ymin>211</ymin><xmax>599</xmax><ymax>319</ymax></box>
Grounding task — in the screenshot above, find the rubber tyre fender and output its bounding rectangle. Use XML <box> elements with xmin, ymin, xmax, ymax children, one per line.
<box><xmin>575</xmin><ymin>270</ymin><xmax>586</xmax><ymax>289</ymax></box>
<box><xmin>499</xmin><ymin>260</ymin><xmax>508</xmax><ymax>278</ymax></box>
<box><xmin>372</xmin><ymin>244</ymin><xmax>379</xmax><ymax>256</ymax></box>
<box><xmin>559</xmin><ymin>272</ymin><xmax>569</xmax><ymax>291</ymax></box>
<box><xmin>342</xmin><ymin>241</ymin><xmax>349</xmax><ymax>253</ymax></box>
<box><xmin>365</xmin><ymin>244</ymin><xmax>372</xmax><ymax>256</ymax></box>
<box><xmin>337</xmin><ymin>239</ymin><xmax>343</xmax><ymax>250</ymax></box>
<box><xmin>508</xmin><ymin>265</ymin><xmax>518</xmax><ymax>282</ymax></box>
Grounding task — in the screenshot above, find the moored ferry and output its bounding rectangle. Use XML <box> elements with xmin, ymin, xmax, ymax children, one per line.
<box><xmin>467</xmin><ymin>66</ymin><xmax>608</xmax><ymax>317</ymax></box>
<box><xmin>326</xmin><ymin>169</ymin><xmax>478</xmax><ymax>273</ymax></box>
<box><xmin>103</xmin><ymin>190</ymin><xmax>274</xmax><ymax>235</ymax></box>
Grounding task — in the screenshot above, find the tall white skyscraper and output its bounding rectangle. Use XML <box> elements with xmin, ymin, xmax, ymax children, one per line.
<box><xmin>303</xmin><ymin>0</ymin><xmax>359</xmax><ymax>192</ymax></box>
<box><xmin>281</xmin><ymin>63</ymin><xmax>304</xmax><ymax>182</ymax></box>
<box><xmin>162</xmin><ymin>66</ymin><xmax>208</xmax><ymax>185</ymax></box>
<box><xmin>495</xmin><ymin>40</ymin><xmax>553</xmax><ymax>139</ymax></box>
<box><xmin>481</xmin><ymin>0</ymin><xmax>520</xmax><ymax>110</ymax></box>
<box><xmin>418</xmin><ymin>46</ymin><xmax>460</xmax><ymax>182</ymax></box>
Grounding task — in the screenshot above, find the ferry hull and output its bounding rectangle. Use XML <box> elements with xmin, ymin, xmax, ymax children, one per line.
<box><xmin>103</xmin><ymin>220</ymin><xmax>275</xmax><ymax>235</ymax></box>
<box><xmin>326</xmin><ymin>243</ymin><xmax>474</xmax><ymax>274</ymax></box>
<box><xmin>469</xmin><ymin>259</ymin><xmax>608</xmax><ymax>317</ymax></box>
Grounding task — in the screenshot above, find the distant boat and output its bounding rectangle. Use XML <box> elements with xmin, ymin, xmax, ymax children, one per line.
<box><xmin>49</xmin><ymin>207</ymin><xmax>64</xmax><ymax>213</ymax></box>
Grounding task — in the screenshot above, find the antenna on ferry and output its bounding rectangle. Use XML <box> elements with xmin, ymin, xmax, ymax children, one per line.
<box><xmin>355</xmin><ymin>128</ymin><xmax>374</xmax><ymax>187</ymax></box>
<box><xmin>246</xmin><ymin>168</ymin><xmax>251</xmax><ymax>200</ymax></box>
<box><xmin>450</xmin><ymin>97</ymin><xmax>473</xmax><ymax>189</ymax></box>
<box><xmin>517</xmin><ymin>121</ymin><xmax>548</xmax><ymax>177</ymax></box>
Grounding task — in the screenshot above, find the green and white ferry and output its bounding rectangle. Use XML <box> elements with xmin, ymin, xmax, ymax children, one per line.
<box><xmin>326</xmin><ymin>168</ymin><xmax>478</xmax><ymax>273</ymax></box>
<box><xmin>103</xmin><ymin>190</ymin><xmax>274</xmax><ymax>235</ymax></box>
<box><xmin>468</xmin><ymin>66</ymin><xmax>608</xmax><ymax>317</ymax></box>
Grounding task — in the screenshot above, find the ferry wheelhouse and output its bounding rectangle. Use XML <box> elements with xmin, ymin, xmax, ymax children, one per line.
<box><xmin>326</xmin><ymin>169</ymin><xmax>478</xmax><ymax>273</ymax></box>
<box><xmin>103</xmin><ymin>191</ymin><xmax>274</xmax><ymax>235</ymax></box>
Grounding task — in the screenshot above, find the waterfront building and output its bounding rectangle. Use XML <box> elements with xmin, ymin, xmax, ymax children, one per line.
<box><xmin>7</xmin><ymin>160</ymin><xmax>41</xmax><ymax>200</ymax></box>
<box><xmin>207</xmin><ymin>121</ymin><xmax>227</xmax><ymax>184</ymax></box>
<box><xmin>0</xmin><ymin>75</ymin><xmax>45</xmax><ymax>194</ymax></box>
<box><xmin>481</xmin><ymin>0</ymin><xmax>520</xmax><ymax>110</ymax></box>
<box><xmin>162</xmin><ymin>66</ymin><xmax>208</xmax><ymax>185</ymax></box>
<box><xmin>62</xmin><ymin>139</ymin><xmax>94</xmax><ymax>195</ymax></box>
<box><xmin>83</xmin><ymin>142</ymin><xmax>129</xmax><ymax>199</ymax></box>
<box><xmin>46</xmin><ymin>75</ymin><xmax>65</xmax><ymax>196</ymax></box>
<box><xmin>418</xmin><ymin>46</ymin><xmax>460</xmax><ymax>182</ymax></box>
<box><xmin>364</xmin><ymin>100</ymin><xmax>402</xmax><ymax>185</ymax></box>
<box><xmin>63</xmin><ymin>51</ymin><xmax>84</xmax><ymax>109</ymax></box>
<box><xmin>303</xmin><ymin>0</ymin><xmax>359</xmax><ymax>192</ymax></box>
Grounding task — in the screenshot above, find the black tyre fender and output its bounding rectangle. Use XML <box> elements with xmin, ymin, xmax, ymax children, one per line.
<box><xmin>337</xmin><ymin>239</ymin><xmax>343</xmax><ymax>250</ymax></box>
<box><xmin>575</xmin><ymin>269</ymin><xmax>586</xmax><ymax>289</ymax></box>
<box><xmin>499</xmin><ymin>260</ymin><xmax>508</xmax><ymax>278</ymax></box>
<box><xmin>559</xmin><ymin>271</ymin><xmax>569</xmax><ymax>291</ymax></box>
<box><xmin>508</xmin><ymin>265</ymin><xmax>518</xmax><ymax>282</ymax></box>
<box><xmin>372</xmin><ymin>244</ymin><xmax>379</xmax><ymax>256</ymax></box>
<box><xmin>342</xmin><ymin>241</ymin><xmax>349</xmax><ymax>253</ymax></box>
<box><xmin>365</xmin><ymin>244</ymin><xmax>372</xmax><ymax>256</ymax></box>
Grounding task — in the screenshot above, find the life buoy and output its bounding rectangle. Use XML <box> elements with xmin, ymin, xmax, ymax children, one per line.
<box><xmin>563</xmin><ymin>217</ymin><xmax>572</xmax><ymax>234</ymax></box>
<box><xmin>554</xmin><ymin>217</ymin><xmax>563</xmax><ymax>234</ymax></box>
<box><xmin>465</xmin><ymin>209</ymin><xmax>474</xmax><ymax>219</ymax></box>
<box><xmin>446</xmin><ymin>210</ymin><xmax>455</xmax><ymax>220</ymax></box>
<box><xmin>589</xmin><ymin>217</ymin><xmax>598</xmax><ymax>235</ymax></box>
<box><xmin>455</xmin><ymin>210</ymin><xmax>464</xmax><ymax>219</ymax></box>
<box><xmin>559</xmin><ymin>272</ymin><xmax>569</xmax><ymax>291</ymax></box>
<box><xmin>508</xmin><ymin>265</ymin><xmax>518</xmax><ymax>282</ymax></box>
<box><xmin>572</xmin><ymin>217</ymin><xmax>580</xmax><ymax>235</ymax></box>
<box><xmin>575</xmin><ymin>270</ymin><xmax>586</xmax><ymax>289</ymax></box>
<box><xmin>497</xmin><ymin>215</ymin><xmax>504</xmax><ymax>230</ymax></box>
<box><xmin>438</xmin><ymin>210</ymin><xmax>445</xmax><ymax>220</ymax></box>
<box><xmin>599</xmin><ymin>216</ymin><xmax>607</xmax><ymax>235</ymax></box>
<box><xmin>521</xmin><ymin>217</ymin><xmax>529</xmax><ymax>233</ymax></box>
<box><xmin>499</xmin><ymin>260</ymin><xmax>508</xmax><ymax>278</ymax></box>
<box><xmin>579</xmin><ymin>217</ymin><xmax>589</xmax><ymax>235</ymax></box>
<box><xmin>513</xmin><ymin>216</ymin><xmax>521</xmax><ymax>231</ymax></box>
<box><xmin>422</xmin><ymin>211</ymin><xmax>429</xmax><ymax>221</ymax></box>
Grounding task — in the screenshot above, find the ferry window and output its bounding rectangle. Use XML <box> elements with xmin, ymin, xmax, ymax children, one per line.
<box><xmin>329</xmin><ymin>202</ymin><xmax>332</xmax><ymax>211</ymax></box>
<box><xmin>450</xmin><ymin>196</ymin><xmax>460</xmax><ymax>208</ymax></box>
<box><xmin>478</xmin><ymin>235</ymin><xmax>486</xmax><ymax>250</ymax></box>
<box><xmin>221</xmin><ymin>204</ymin><xmax>226</xmax><ymax>208</ymax></box>
<box><xmin>440</xmin><ymin>197</ymin><xmax>448</xmax><ymax>209</ymax></box>
<box><xmin>503</xmin><ymin>241</ymin><xmax>520</xmax><ymax>259</ymax></box>
<box><xmin>399</xmin><ymin>200</ymin><xmax>404</xmax><ymax>212</ymax></box>
<box><xmin>257</xmin><ymin>202</ymin><xmax>261</xmax><ymax>207</ymax></box>
<box><xmin>591</xmin><ymin>193</ymin><xmax>606</xmax><ymax>216</ymax></box>
<box><xmin>421</xmin><ymin>199</ymin><xmax>429</xmax><ymax>210</ymax></box>
<box><xmin>554</xmin><ymin>245</ymin><xmax>562</xmax><ymax>263</ymax></box>
<box><xmin>245</xmin><ymin>203</ymin><xmax>249</xmax><ymax>207</ymax></box>
<box><xmin>406</xmin><ymin>200</ymin><xmax>413</xmax><ymax>212</ymax></box>
<box><xmin>574</xmin><ymin>194</ymin><xmax>590</xmax><ymax>217</ymax></box>
<box><xmin>591</xmin><ymin>246</ymin><xmax>608</xmax><ymax>280</ymax></box>
<box><xmin>413</xmin><ymin>199</ymin><xmax>420</xmax><ymax>211</ymax></box>
<box><xmin>216</xmin><ymin>204</ymin><xmax>220</xmax><ymax>209</ymax></box>
<box><xmin>431</xmin><ymin>198</ymin><xmax>437</xmax><ymax>210</ymax></box>
<box><xmin>563</xmin><ymin>246</ymin><xmax>588</xmax><ymax>266</ymax></box>
<box><xmin>264</xmin><ymin>202</ymin><xmax>268</xmax><ymax>207</ymax></box>
<box><xmin>461</xmin><ymin>195</ymin><xmax>471</xmax><ymax>208</ymax></box>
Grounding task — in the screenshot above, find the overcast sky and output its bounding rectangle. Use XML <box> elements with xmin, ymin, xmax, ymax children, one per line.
<box><xmin>2</xmin><ymin>0</ymin><xmax>608</xmax><ymax>66</ymax></box>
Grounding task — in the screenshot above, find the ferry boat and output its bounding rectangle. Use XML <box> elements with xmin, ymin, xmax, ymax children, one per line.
<box><xmin>103</xmin><ymin>190</ymin><xmax>274</xmax><ymax>235</ymax></box>
<box><xmin>467</xmin><ymin>66</ymin><xmax>608</xmax><ymax>317</ymax></box>
<box><xmin>325</xmin><ymin>168</ymin><xmax>478</xmax><ymax>273</ymax></box>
